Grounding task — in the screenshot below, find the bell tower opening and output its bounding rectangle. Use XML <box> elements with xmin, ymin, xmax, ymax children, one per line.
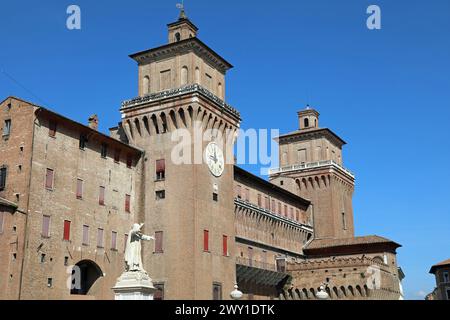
<box><xmin>298</xmin><ymin>106</ymin><xmax>319</xmax><ymax>130</ymax></box>
<box><xmin>167</xmin><ymin>5</ymin><xmax>198</xmax><ymax>44</ymax></box>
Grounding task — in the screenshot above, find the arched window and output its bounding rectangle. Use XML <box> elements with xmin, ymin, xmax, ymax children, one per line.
<box><xmin>195</xmin><ymin>67</ymin><xmax>200</xmax><ymax>84</ymax></box>
<box><xmin>175</xmin><ymin>32</ymin><xmax>181</xmax><ymax>42</ymax></box>
<box><xmin>304</xmin><ymin>118</ymin><xmax>309</xmax><ymax>128</ymax></box>
<box><xmin>143</xmin><ymin>76</ymin><xmax>150</xmax><ymax>95</ymax></box>
<box><xmin>181</xmin><ymin>66</ymin><xmax>188</xmax><ymax>86</ymax></box>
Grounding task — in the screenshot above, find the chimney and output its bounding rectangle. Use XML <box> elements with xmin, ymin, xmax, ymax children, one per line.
<box><xmin>88</xmin><ymin>114</ymin><xmax>99</xmax><ymax>131</ymax></box>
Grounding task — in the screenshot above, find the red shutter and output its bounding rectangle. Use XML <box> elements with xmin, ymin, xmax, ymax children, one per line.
<box><xmin>155</xmin><ymin>231</ymin><xmax>163</xmax><ymax>253</ymax></box>
<box><xmin>76</xmin><ymin>179</ymin><xmax>83</xmax><ymax>199</ymax></box>
<box><xmin>63</xmin><ymin>220</ymin><xmax>71</xmax><ymax>241</ymax></box>
<box><xmin>222</xmin><ymin>235</ymin><xmax>228</xmax><ymax>256</ymax></box>
<box><xmin>49</xmin><ymin>120</ymin><xmax>57</xmax><ymax>137</ymax></box>
<box><xmin>99</xmin><ymin>186</ymin><xmax>105</xmax><ymax>205</ymax></box>
<box><xmin>203</xmin><ymin>230</ymin><xmax>209</xmax><ymax>252</ymax></box>
<box><xmin>45</xmin><ymin>169</ymin><xmax>54</xmax><ymax>189</ymax></box>
<box><xmin>125</xmin><ymin>194</ymin><xmax>131</xmax><ymax>213</ymax></box>
<box><xmin>42</xmin><ymin>215</ymin><xmax>50</xmax><ymax>237</ymax></box>
<box><xmin>156</xmin><ymin>159</ymin><xmax>165</xmax><ymax>173</ymax></box>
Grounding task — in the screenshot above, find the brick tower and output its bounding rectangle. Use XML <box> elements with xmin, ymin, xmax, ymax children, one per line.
<box><xmin>117</xmin><ymin>11</ymin><xmax>241</xmax><ymax>299</ymax></box>
<box><xmin>269</xmin><ymin>106</ymin><xmax>355</xmax><ymax>240</ymax></box>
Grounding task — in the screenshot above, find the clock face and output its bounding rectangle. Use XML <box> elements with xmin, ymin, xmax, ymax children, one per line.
<box><xmin>205</xmin><ymin>142</ymin><xmax>225</xmax><ymax>177</ymax></box>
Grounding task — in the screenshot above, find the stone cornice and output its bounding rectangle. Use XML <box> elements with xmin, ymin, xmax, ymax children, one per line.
<box><xmin>120</xmin><ymin>84</ymin><xmax>241</xmax><ymax>120</ymax></box>
<box><xmin>129</xmin><ymin>37</ymin><xmax>233</xmax><ymax>74</ymax></box>
<box><xmin>235</xmin><ymin>198</ymin><xmax>314</xmax><ymax>233</ymax></box>
<box><xmin>277</xmin><ymin>128</ymin><xmax>346</xmax><ymax>148</ymax></box>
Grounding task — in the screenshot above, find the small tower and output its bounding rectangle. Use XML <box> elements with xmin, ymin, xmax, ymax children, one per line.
<box><xmin>270</xmin><ymin>107</ymin><xmax>355</xmax><ymax>240</ymax></box>
<box><xmin>167</xmin><ymin>7</ymin><xmax>198</xmax><ymax>43</ymax></box>
<box><xmin>298</xmin><ymin>106</ymin><xmax>319</xmax><ymax>130</ymax></box>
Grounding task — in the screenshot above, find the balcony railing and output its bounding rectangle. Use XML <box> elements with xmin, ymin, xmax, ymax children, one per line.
<box><xmin>236</xmin><ymin>256</ymin><xmax>278</xmax><ymax>272</ymax></box>
<box><xmin>268</xmin><ymin>160</ymin><xmax>355</xmax><ymax>178</ymax></box>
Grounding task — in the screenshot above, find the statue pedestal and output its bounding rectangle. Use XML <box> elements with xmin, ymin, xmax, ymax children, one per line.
<box><xmin>112</xmin><ymin>271</ymin><xmax>156</xmax><ymax>300</ymax></box>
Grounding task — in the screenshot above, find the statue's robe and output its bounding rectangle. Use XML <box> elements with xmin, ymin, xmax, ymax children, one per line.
<box><xmin>124</xmin><ymin>231</ymin><xmax>152</xmax><ymax>272</ymax></box>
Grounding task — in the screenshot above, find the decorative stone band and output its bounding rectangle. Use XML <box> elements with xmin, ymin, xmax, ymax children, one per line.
<box><xmin>121</xmin><ymin>84</ymin><xmax>241</xmax><ymax>119</ymax></box>
<box><xmin>269</xmin><ymin>160</ymin><xmax>355</xmax><ymax>179</ymax></box>
<box><xmin>235</xmin><ymin>198</ymin><xmax>314</xmax><ymax>233</ymax></box>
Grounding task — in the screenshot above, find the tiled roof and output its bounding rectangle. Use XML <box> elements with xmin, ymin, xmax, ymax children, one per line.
<box><xmin>429</xmin><ymin>258</ymin><xmax>450</xmax><ymax>274</ymax></box>
<box><xmin>305</xmin><ymin>235</ymin><xmax>400</xmax><ymax>250</ymax></box>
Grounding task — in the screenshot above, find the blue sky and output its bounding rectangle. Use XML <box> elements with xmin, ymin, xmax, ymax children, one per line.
<box><xmin>1</xmin><ymin>0</ymin><xmax>449</xmax><ymax>300</ymax></box>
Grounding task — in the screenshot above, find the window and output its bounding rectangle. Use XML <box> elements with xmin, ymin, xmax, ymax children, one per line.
<box><xmin>126</xmin><ymin>154</ymin><xmax>133</xmax><ymax>168</ymax></box>
<box><xmin>236</xmin><ymin>185</ymin><xmax>241</xmax><ymax>199</ymax></box>
<box><xmin>244</xmin><ymin>188</ymin><xmax>249</xmax><ymax>202</ymax></box>
<box><xmin>0</xmin><ymin>166</ymin><xmax>7</xmax><ymax>191</ymax></box>
<box><xmin>257</xmin><ymin>194</ymin><xmax>262</xmax><ymax>207</ymax></box>
<box><xmin>272</xmin><ymin>200</ymin><xmax>275</xmax><ymax>212</ymax></box>
<box><xmin>304</xmin><ymin>118</ymin><xmax>309</xmax><ymax>128</ymax></box>
<box><xmin>212</xmin><ymin>193</ymin><xmax>218</xmax><ymax>202</ymax></box>
<box><xmin>290</xmin><ymin>207</ymin><xmax>294</xmax><ymax>220</ymax></box>
<box><xmin>79</xmin><ymin>134</ymin><xmax>88</xmax><ymax>150</ymax></box>
<box><xmin>342</xmin><ymin>212</ymin><xmax>347</xmax><ymax>230</ymax></box>
<box><xmin>0</xmin><ymin>212</ymin><xmax>4</xmax><ymax>233</ymax></box>
<box><xmin>101</xmin><ymin>143</ymin><xmax>108</xmax><ymax>158</ymax></box>
<box><xmin>265</xmin><ymin>197</ymin><xmax>270</xmax><ymax>210</ymax></box>
<box><xmin>114</xmin><ymin>149</ymin><xmax>120</xmax><ymax>163</ymax></box>
<box><xmin>156</xmin><ymin>159</ymin><xmax>165</xmax><ymax>180</ymax></box>
<box><xmin>40</xmin><ymin>254</ymin><xmax>46</xmax><ymax>263</ymax></box>
<box><xmin>296</xmin><ymin>210</ymin><xmax>300</xmax><ymax>221</ymax></box>
<box><xmin>278</xmin><ymin>202</ymin><xmax>282</xmax><ymax>215</ymax></box>
<box><xmin>64</xmin><ymin>256</ymin><xmax>69</xmax><ymax>266</ymax></box>
<box><xmin>76</xmin><ymin>179</ymin><xmax>83</xmax><ymax>199</ymax></box>
<box><xmin>203</xmin><ymin>230</ymin><xmax>209</xmax><ymax>252</ymax></box>
<box><xmin>125</xmin><ymin>194</ymin><xmax>131</xmax><ymax>213</ymax></box>
<box><xmin>111</xmin><ymin>231</ymin><xmax>117</xmax><ymax>250</ymax></box>
<box><xmin>45</xmin><ymin>168</ymin><xmax>54</xmax><ymax>189</ymax></box>
<box><xmin>97</xmin><ymin>228</ymin><xmax>104</xmax><ymax>248</ymax></box>
<box><xmin>99</xmin><ymin>186</ymin><xmax>105</xmax><ymax>205</ymax></box>
<box><xmin>446</xmin><ymin>289</ymin><xmax>450</xmax><ymax>300</ymax></box>
<box><xmin>82</xmin><ymin>225</ymin><xmax>89</xmax><ymax>245</ymax></box>
<box><xmin>154</xmin><ymin>283</ymin><xmax>164</xmax><ymax>300</ymax></box>
<box><xmin>47</xmin><ymin>278</ymin><xmax>53</xmax><ymax>288</ymax></box>
<box><xmin>63</xmin><ymin>220</ymin><xmax>71</xmax><ymax>241</ymax></box>
<box><xmin>280</xmin><ymin>180</ymin><xmax>284</xmax><ymax>186</ymax></box>
<box><xmin>222</xmin><ymin>235</ymin><xmax>228</xmax><ymax>256</ymax></box>
<box><xmin>42</xmin><ymin>215</ymin><xmax>51</xmax><ymax>238</ymax></box>
<box><xmin>444</xmin><ymin>272</ymin><xmax>450</xmax><ymax>283</ymax></box>
<box><xmin>175</xmin><ymin>32</ymin><xmax>181</xmax><ymax>42</ymax></box>
<box><xmin>49</xmin><ymin>120</ymin><xmax>57</xmax><ymax>137</ymax></box>
<box><xmin>276</xmin><ymin>257</ymin><xmax>286</xmax><ymax>273</ymax></box>
<box><xmin>154</xmin><ymin>231</ymin><xmax>163</xmax><ymax>253</ymax></box>
<box><xmin>3</xmin><ymin>119</ymin><xmax>11</xmax><ymax>136</ymax></box>
<box><xmin>156</xmin><ymin>190</ymin><xmax>165</xmax><ymax>200</ymax></box>
<box><xmin>212</xmin><ymin>283</ymin><xmax>222</xmax><ymax>300</ymax></box>
<box><xmin>284</xmin><ymin>205</ymin><xmax>288</xmax><ymax>217</ymax></box>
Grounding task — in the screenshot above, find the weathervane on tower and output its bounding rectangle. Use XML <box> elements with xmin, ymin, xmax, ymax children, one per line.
<box><xmin>176</xmin><ymin>0</ymin><xmax>187</xmax><ymax>19</ymax></box>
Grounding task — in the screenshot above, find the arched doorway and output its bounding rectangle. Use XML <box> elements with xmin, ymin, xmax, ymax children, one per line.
<box><xmin>70</xmin><ymin>260</ymin><xmax>103</xmax><ymax>295</ymax></box>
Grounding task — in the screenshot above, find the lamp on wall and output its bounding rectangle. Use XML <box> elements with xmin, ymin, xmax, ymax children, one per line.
<box><xmin>316</xmin><ymin>283</ymin><xmax>330</xmax><ymax>300</ymax></box>
<box><xmin>230</xmin><ymin>282</ymin><xmax>243</xmax><ymax>300</ymax></box>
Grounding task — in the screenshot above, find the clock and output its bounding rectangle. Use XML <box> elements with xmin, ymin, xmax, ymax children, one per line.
<box><xmin>205</xmin><ymin>142</ymin><xmax>225</xmax><ymax>177</ymax></box>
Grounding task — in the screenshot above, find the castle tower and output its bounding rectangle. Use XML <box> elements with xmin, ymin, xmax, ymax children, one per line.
<box><xmin>117</xmin><ymin>11</ymin><xmax>240</xmax><ymax>299</ymax></box>
<box><xmin>269</xmin><ymin>106</ymin><xmax>355</xmax><ymax>240</ymax></box>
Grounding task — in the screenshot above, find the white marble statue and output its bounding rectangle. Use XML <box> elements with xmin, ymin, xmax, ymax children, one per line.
<box><xmin>124</xmin><ymin>223</ymin><xmax>154</xmax><ymax>273</ymax></box>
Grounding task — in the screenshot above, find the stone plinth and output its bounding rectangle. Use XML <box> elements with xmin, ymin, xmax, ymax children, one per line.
<box><xmin>112</xmin><ymin>271</ymin><xmax>156</xmax><ymax>300</ymax></box>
